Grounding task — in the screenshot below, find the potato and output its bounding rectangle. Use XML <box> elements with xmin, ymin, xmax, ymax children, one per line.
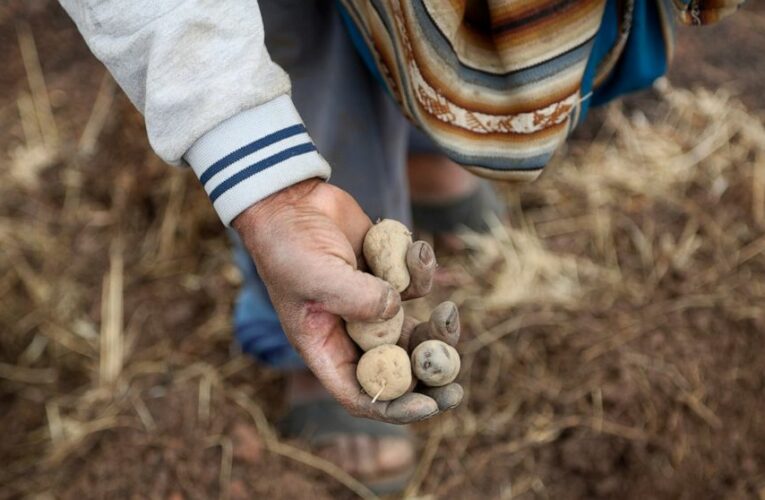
<box><xmin>347</xmin><ymin>307</ymin><xmax>404</xmax><ymax>351</ymax></box>
<box><xmin>363</xmin><ymin>219</ymin><xmax>412</xmax><ymax>292</ymax></box>
<box><xmin>356</xmin><ymin>344</ymin><xmax>412</xmax><ymax>401</ymax></box>
<box><xmin>411</xmin><ymin>340</ymin><xmax>460</xmax><ymax>387</ymax></box>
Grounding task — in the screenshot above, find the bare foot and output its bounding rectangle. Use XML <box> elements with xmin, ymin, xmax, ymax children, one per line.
<box><xmin>287</xmin><ymin>371</ymin><xmax>415</xmax><ymax>481</ymax></box>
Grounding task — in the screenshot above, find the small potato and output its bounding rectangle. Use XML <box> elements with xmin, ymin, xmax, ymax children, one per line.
<box><xmin>347</xmin><ymin>307</ymin><xmax>404</xmax><ymax>351</ymax></box>
<box><xmin>363</xmin><ymin>219</ymin><xmax>412</xmax><ymax>292</ymax></box>
<box><xmin>356</xmin><ymin>344</ymin><xmax>412</xmax><ymax>402</ymax></box>
<box><xmin>411</xmin><ymin>340</ymin><xmax>460</xmax><ymax>387</ymax></box>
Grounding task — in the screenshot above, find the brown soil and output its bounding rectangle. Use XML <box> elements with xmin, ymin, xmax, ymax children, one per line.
<box><xmin>1</xmin><ymin>2</ymin><xmax>764</xmax><ymax>499</ymax></box>
<box><xmin>670</xmin><ymin>1</ymin><xmax>765</xmax><ymax>112</ymax></box>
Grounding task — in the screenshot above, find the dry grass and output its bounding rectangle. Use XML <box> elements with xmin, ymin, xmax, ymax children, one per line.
<box><xmin>2</xmin><ymin>11</ymin><xmax>765</xmax><ymax>500</ymax></box>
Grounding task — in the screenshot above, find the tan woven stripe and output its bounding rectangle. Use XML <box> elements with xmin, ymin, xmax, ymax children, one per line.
<box><xmin>489</xmin><ymin>0</ymin><xmax>578</xmax><ymax>18</ymax></box>
<box><xmin>416</xmin><ymin>105</ymin><xmax>572</xmax><ymax>148</ymax></box>
<box><xmin>465</xmin><ymin>165</ymin><xmax>545</xmax><ymax>182</ymax></box>
<box><xmin>656</xmin><ymin>0</ymin><xmax>676</xmax><ymax>64</ymax></box>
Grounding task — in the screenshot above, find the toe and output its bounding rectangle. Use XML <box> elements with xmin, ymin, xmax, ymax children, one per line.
<box><xmin>316</xmin><ymin>434</ymin><xmax>357</xmax><ymax>475</ymax></box>
<box><xmin>375</xmin><ymin>436</ymin><xmax>415</xmax><ymax>474</ymax></box>
<box><xmin>316</xmin><ymin>433</ymin><xmax>415</xmax><ymax>481</ymax></box>
<box><xmin>353</xmin><ymin>434</ymin><xmax>378</xmax><ymax>478</ymax></box>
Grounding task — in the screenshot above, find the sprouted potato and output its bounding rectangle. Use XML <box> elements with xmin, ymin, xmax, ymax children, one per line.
<box><xmin>356</xmin><ymin>344</ymin><xmax>412</xmax><ymax>402</ymax></box>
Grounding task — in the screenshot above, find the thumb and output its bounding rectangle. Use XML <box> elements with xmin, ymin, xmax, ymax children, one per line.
<box><xmin>311</xmin><ymin>261</ymin><xmax>401</xmax><ymax>322</ymax></box>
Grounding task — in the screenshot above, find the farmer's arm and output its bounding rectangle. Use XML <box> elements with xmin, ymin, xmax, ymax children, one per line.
<box><xmin>58</xmin><ymin>0</ymin><xmax>442</xmax><ymax>423</ymax></box>
<box><xmin>57</xmin><ymin>0</ymin><xmax>329</xmax><ymax>221</ymax></box>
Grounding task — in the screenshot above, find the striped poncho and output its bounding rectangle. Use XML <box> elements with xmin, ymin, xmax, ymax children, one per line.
<box><xmin>338</xmin><ymin>0</ymin><xmax>746</xmax><ymax>181</ymax></box>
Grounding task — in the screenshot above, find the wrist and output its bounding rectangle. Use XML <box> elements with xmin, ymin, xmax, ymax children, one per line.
<box><xmin>232</xmin><ymin>177</ymin><xmax>323</xmax><ymax>237</ymax></box>
<box><xmin>185</xmin><ymin>96</ymin><xmax>331</xmax><ymax>226</ymax></box>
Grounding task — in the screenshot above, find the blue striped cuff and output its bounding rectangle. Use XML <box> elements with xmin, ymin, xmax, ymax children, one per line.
<box><xmin>185</xmin><ymin>95</ymin><xmax>331</xmax><ymax>226</ymax></box>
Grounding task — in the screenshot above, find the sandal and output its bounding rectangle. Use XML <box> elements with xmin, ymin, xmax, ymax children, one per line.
<box><xmin>411</xmin><ymin>180</ymin><xmax>506</xmax><ymax>235</ymax></box>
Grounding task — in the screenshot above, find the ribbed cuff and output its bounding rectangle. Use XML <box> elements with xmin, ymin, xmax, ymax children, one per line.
<box><xmin>185</xmin><ymin>95</ymin><xmax>331</xmax><ymax>226</ymax></box>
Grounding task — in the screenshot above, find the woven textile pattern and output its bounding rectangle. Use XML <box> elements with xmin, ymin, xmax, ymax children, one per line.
<box><xmin>338</xmin><ymin>0</ymin><xmax>745</xmax><ymax>180</ymax></box>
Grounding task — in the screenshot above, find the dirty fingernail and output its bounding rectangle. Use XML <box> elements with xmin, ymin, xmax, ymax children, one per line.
<box><xmin>416</xmin><ymin>409</ymin><xmax>439</xmax><ymax>422</ymax></box>
<box><xmin>446</xmin><ymin>303</ymin><xmax>459</xmax><ymax>332</ymax></box>
<box><xmin>382</xmin><ymin>286</ymin><xmax>401</xmax><ymax>319</ymax></box>
<box><xmin>419</xmin><ymin>242</ymin><xmax>434</xmax><ymax>266</ymax></box>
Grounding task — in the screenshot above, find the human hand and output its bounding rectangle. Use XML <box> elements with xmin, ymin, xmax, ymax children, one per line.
<box><xmin>233</xmin><ymin>179</ymin><xmax>461</xmax><ymax>423</ymax></box>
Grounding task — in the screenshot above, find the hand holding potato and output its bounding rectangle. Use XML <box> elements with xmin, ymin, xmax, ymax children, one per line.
<box><xmin>349</xmin><ymin>219</ymin><xmax>464</xmax><ymax>409</ymax></box>
<box><xmin>233</xmin><ymin>179</ymin><xmax>459</xmax><ymax>424</ymax></box>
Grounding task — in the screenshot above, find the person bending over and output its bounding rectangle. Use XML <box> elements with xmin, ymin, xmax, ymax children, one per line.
<box><xmin>59</xmin><ymin>0</ymin><xmax>744</xmax><ymax>492</ymax></box>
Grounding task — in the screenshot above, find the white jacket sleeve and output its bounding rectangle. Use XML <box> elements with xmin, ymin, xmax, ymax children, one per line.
<box><xmin>58</xmin><ymin>0</ymin><xmax>331</xmax><ymax>226</ymax></box>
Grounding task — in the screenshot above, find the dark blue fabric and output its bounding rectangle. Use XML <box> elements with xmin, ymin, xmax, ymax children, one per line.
<box><xmin>596</xmin><ymin>0</ymin><xmax>669</xmax><ymax>105</ymax></box>
<box><xmin>209</xmin><ymin>143</ymin><xmax>317</xmax><ymax>202</ymax></box>
<box><xmin>199</xmin><ymin>124</ymin><xmax>307</xmax><ymax>186</ymax></box>
<box><xmin>581</xmin><ymin>0</ymin><xmax>670</xmax><ymax>118</ymax></box>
